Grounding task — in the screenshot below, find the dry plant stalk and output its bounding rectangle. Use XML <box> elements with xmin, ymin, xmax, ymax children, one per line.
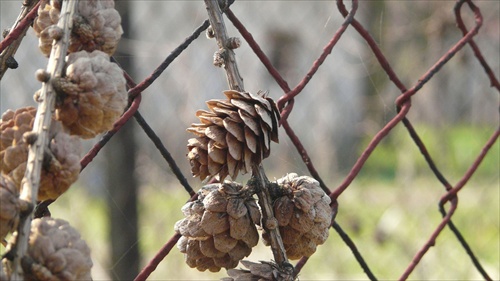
<box><xmin>9</xmin><ymin>0</ymin><xmax>79</xmax><ymax>278</ymax></box>
<box><xmin>203</xmin><ymin>0</ymin><xmax>244</xmax><ymax>92</ymax></box>
<box><xmin>0</xmin><ymin>0</ymin><xmax>39</xmax><ymax>79</ymax></box>
<box><xmin>203</xmin><ymin>0</ymin><xmax>290</xmax><ymax>270</ymax></box>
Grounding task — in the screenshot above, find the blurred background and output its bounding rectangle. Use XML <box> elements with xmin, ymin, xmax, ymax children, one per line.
<box><xmin>1</xmin><ymin>1</ymin><xmax>499</xmax><ymax>280</ymax></box>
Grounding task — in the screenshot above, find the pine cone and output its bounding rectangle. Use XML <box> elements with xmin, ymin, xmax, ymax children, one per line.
<box><xmin>32</xmin><ymin>0</ymin><xmax>61</xmax><ymax>56</ymax></box>
<box><xmin>13</xmin><ymin>217</ymin><xmax>93</xmax><ymax>280</ymax></box>
<box><xmin>0</xmin><ymin>107</ymin><xmax>81</xmax><ymax>201</ymax></box>
<box><xmin>262</xmin><ymin>174</ymin><xmax>332</xmax><ymax>260</ymax></box>
<box><xmin>54</xmin><ymin>50</ymin><xmax>127</xmax><ymax>139</ymax></box>
<box><xmin>1</xmin><ymin>107</ymin><xmax>37</xmax><ymax>185</ymax></box>
<box><xmin>175</xmin><ymin>182</ymin><xmax>261</xmax><ymax>272</ymax></box>
<box><xmin>33</xmin><ymin>0</ymin><xmax>123</xmax><ymax>56</ymax></box>
<box><xmin>0</xmin><ymin>175</ymin><xmax>29</xmax><ymax>241</ymax></box>
<box><xmin>187</xmin><ymin>90</ymin><xmax>279</xmax><ymax>181</ymax></box>
<box><xmin>222</xmin><ymin>260</ymin><xmax>296</xmax><ymax>281</ymax></box>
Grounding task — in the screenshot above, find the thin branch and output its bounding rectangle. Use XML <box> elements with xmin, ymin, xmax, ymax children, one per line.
<box><xmin>203</xmin><ymin>0</ymin><xmax>244</xmax><ymax>91</ymax></box>
<box><xmin>251</xmin><ymin>165</ymin><xmax>289</xmax><ymax>267</ymax></box>
<box><xmin>0</xmin><ymin>0</ymin><xmax>40</xmax><ymax>53</ymax></box>
<box><xmin>80</xmin><ymin>94</ymin><xmax>142</xmax><ymax>170</ymax></box>
<box><xmin>204</xmin><ymin>0</ymin><xmax>290</xmax><ymax>270</ymax></box>
<box><xmin>11</xmin><ymin>0</ymin><xmax>78</xmax><ymax>278</ymax></box>
<box><xmin>0</xmin><ymin>0</ymin><xmax>41</xmax><ymax>79</ymax></box>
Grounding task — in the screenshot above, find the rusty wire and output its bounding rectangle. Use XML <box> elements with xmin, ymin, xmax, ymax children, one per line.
<box><xmin>0</xmin><ymin>1</ymin><xmax>40</xmax><ymax>54</ymax></box>
<box><xmin>1</xmin><ymin>0</ymin><xmax>497</xmax><ymax>279</ymax></box>
<box><xmin>227</xmin><ymin>0</ymin><xmax>498</xmax><ymax>279</ymax></box>
<box><xmin>87</xmin><ymin>0</ymin><xmax>499</xmax><ymax>279</ymax></box>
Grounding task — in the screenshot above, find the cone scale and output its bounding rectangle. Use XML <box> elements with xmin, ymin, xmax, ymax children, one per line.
<box><xmin>187</xmin><ymin>90</ymin><xmax>279</xmax><ymax>181</ymax></box>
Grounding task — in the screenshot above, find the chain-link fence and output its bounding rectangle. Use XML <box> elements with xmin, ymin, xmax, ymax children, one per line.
<box><xmin>1</xmin><ymin>0</ymin><xmax>499</xmax><ymax>280</ymax></box>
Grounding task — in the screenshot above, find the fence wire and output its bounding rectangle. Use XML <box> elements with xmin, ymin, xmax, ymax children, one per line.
<box><xmin>1</xmin><ymin>0</ymin><xmax>498</xmax><ymax>280</ymax></box>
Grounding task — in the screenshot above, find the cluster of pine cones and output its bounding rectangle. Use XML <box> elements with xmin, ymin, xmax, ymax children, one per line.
<box><xmin>175</xmin><ymin>173</ymin><xmax>333</xmax><ymax>277</ymax></box>
<box><xmin>181</xmin><ymin>45</ymin><xmax>334</xmax><ymax>279</ymax></box>
<box><xmin>1</xmin><ymin>0</ymin><xmax>125</xmax><ymax>280</ymax></box>
<box><xmin>182</xmin><ymin>80</ymin><xmax>333</xmax><ymax>281</ymax></box>
<box><xmin>1</xmin><ymin>0</ymin><xmax>335</xmax><ymax>279</ymax></box>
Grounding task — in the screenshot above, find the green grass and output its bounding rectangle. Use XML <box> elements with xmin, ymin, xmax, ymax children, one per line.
<box><xmin>359</xmin><ymin>124</ymin><xmax>499</xmax><ymax>181</ymax></box>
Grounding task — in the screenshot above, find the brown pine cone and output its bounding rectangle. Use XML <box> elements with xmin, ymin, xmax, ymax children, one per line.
<box><xmin>33</xmin><ymin>0</ymin><xmax>123</xmax><ymax>56</ymax></box>
<box><xmin>32</xmin><ymin>0</ymin><xmax>61</xmax><ymax>55</ymax></box>
<box><xmin>0</xmin><ymin>107</ymin><xmax>35</xmax><ymax>180</ymax></box>
<box><xmin>12</xmin><ymin>217</ymin><xmax>93</xmax><ymax>280</ymax></box>
<box><xmin>222</xmin><ymin>260</ymin><xmax>296</xmax><ymax>281</ymax></box>
<box><xmin>187</xmin><ymin>90</ymin><xmax>279</xmax><ymax>181</ymax></box>
<box><xmin>0</xmin><ymin>107</ymin><xmax>81</xmax><ymax>201</ymax></box>
<box><xmin>54</xmin><ymin>50</ymin><xmax>127</xmax><ymax>139</ymax></box>
<box><xmin>262</xmin><ymin>173</ymin><xmax>332</xmax><ymax>260</ymax></box>
<box><xmin>175</xmin><ymin>182</ymin><xmax>261</xmax><ymax>272</ymax></box>
<box><xmin>0</xmin><ymin>175</ymin><xmax>29</xmax><ymax>241</ymax></box>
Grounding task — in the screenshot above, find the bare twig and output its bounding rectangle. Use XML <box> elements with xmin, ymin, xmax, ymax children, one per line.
<box><xmin>10</xmin><ymin>0</ymin><xmax>78</xmax><ymax>278</ymax></box>
<box><xmin>204</xmin><ymin>0</ymin><xmax>290</xmax><ymax>271</ymax></box>
<box><xmin>203</xmin><ymin>0</ymin><xmax>244</xmax><ymax>92</ymax></box>
<box><xmin>0</xmin><ymin>0</ymin><xmax>41</xmax><ymax>79</ymax></box>
<box><xmin>250</xmin><ymin>165</ymin><xmax>289</xmax><ymax>267</ymax></box>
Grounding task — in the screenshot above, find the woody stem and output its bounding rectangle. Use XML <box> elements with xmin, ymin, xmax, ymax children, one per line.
<box><xmin>204</xmin><ymin>0</ymin><xmax>290</xmax><ymax>269</ymax></box>
<box><xmin>10</xmin><ymin>0</ymin><xmax>78</xmax><ymax>279</ymax></box>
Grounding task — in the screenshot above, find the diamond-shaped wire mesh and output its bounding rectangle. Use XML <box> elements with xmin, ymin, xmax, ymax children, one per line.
<box><xmin>0</xmin><ymin>0</ymin><xmax>498</xmax><ymax>280</ymax></box>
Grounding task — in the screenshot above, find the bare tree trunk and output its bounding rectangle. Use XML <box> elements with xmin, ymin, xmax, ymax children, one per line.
<box><xmin>105</xmin><ymin>1</ymin><xmax>140</xmax><ymax>279</ymax></box>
